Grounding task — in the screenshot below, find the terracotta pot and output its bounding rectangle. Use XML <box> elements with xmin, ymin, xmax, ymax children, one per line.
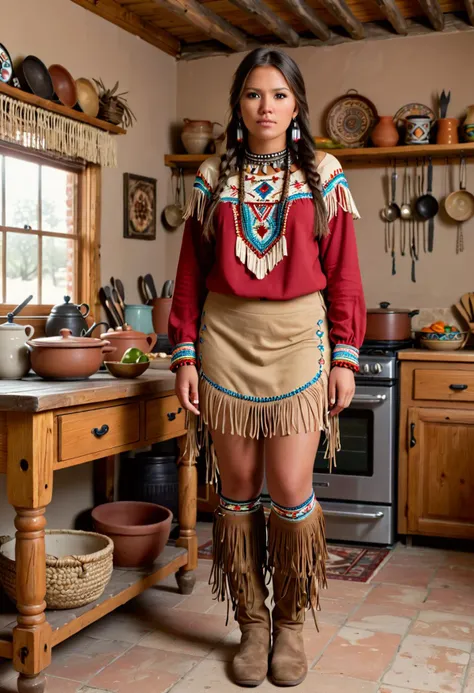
<box><xmin>436</xmin><ymin>118</ymin><xmax>459</xmax><ymax>145</ymax></box>
<box><xmin>462</xmin><ymin>105</ymin><xmax>474</xmax><ymax>142</ymax></box>
<box><xmin>150</xmin><ymin>298</ymin><xmax>172</xmax><ymax>335</ymax></box>
<box><xmin>26</xmin><ymin>328</ymin><xmax>115</xmax><ymax>380</ymax></box>
<box><xmin>100</xmin><ymin>325</ymin><xmax>157</xmax><ymax>361</ymax></box>
<box><xmin>371</xmin><ymin>116</ymin><xmax>399</xmax><ymax>147</ymax></box>
<box><xmin>181</xmin><ymin>119</ymin><xmax>221</xmax><ymax>154</ymax></box>
<box><xmin>91</xmin><ymin>501</ymin><xmax>172</xmax><ymax>567</ymax></box>
<box><xmin>366</xmin><ymin>302</ymin><xmax>419</xmax><ymax>342</ymax></box>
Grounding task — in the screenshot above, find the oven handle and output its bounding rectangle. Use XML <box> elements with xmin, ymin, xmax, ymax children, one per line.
<box><xmin>323</xmin><ymin>510</ymin><xmax>385</xmax><ymax>520</ymax></box>
<box><xmin>351</xmin><ymin>394</ymin><xmax>387</xmax><ymax>405</ymax></box>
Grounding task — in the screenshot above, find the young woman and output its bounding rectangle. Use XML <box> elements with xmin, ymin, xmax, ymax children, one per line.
<box><xmin>169</xmin><ymin>47</ymin><xmax>366</xmax><ymax>688</ymax></box>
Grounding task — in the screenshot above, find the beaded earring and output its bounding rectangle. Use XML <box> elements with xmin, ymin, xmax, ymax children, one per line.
<box><xmin>237</xmin><ymin>119</ymin><xmax>244</xmax><ymax>143</ymax></box>
<box><xmin>292</xmin><ymin>118</ymin><xmax>301</xmax><ymax>143</ymax></box>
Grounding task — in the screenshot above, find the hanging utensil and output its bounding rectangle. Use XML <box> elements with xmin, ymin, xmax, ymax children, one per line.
<box><xmin>384</xmin><ymin>164</ymin><xmax>401</xmax><ymax>222</ymax></box>
<box><xmin>400</xmin><ymin>163</ymin><xmax>412</xmax><ymax>221</ymax></box>
<box><xmin>143</xmin><ymin>273</ymin><xmax>158</xmax><ymax>300</ymax></box>
<box><xmin>163</xmin><ymin>168</ymin><xmax>185</xmax><ymax>230</ymax></box>
<box><xmin>445</xmin><ymin>156</ymin><xmax>474</xmax><ymax>250</ymax></box>
<box><xmin>415</xmin><ymin>157</ymin><xmax>438</xmax><ymax>252</ymax></box>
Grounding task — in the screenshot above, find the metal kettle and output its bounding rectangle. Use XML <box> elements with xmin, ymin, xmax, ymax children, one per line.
<box><xmin>45</xmin><ymin>296</ymin><xmax>108</xmax><ymax>337</ymax></box>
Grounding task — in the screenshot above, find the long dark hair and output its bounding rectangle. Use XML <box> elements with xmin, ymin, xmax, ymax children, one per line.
<box><xmin>202</xmin><ymin>47</ymin><xmax>328</xmax><ymax>240</ymax></box>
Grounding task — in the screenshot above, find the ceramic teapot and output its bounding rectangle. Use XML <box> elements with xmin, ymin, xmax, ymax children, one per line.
<box><xmin>45</xmin><ymin>296</ymin><xmax>108</xmax><ymax>337</ymax></box>
<box><xmin>0</xmin><ymin>313</ymin><xmax>34</xmax><ymax>379</ymax></box>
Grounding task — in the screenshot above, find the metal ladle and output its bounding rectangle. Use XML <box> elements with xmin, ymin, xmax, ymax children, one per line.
<box><xmin>383</xmin><ymin>165</ymin><xmax>401</xmax><ymax>222</ymax></box>
<box><xmin>400</xmin><ymin>164</ymin><xmax>412</xmax><ymax>221</ymax></box>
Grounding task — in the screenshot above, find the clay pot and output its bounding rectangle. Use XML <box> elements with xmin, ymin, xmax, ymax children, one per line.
<box><xmin>100</xmin><ymin>325</ymin><xmax>157</xmax><ymax>361</ymax></box>
<box><xmin>462</xmin><ymin>105</ymin><xmax>474</xmax><ymax>142</ymax></box>
<box><xmin>26</xmin><ymin>328</ymin><xmax>115</xmax><ymax>380</ymax></box>
<box><xmin>405</xmin><ymin>116</ymin><xmax>431</xmax><ymax>145</ymax></box>
<box><xmin>436</xmin><ymin>117</ymin><xmax>459</xmax><ymax>145</ymax></box>
<box><xmin>366</xmin><ymin>302</ymin><xmax>419</xmax><ymax>342</ymax></box>
<box><xmin>91</xmin><ymin>501</ymin><xmax>172</xmax><ymax>567</ymax></box>
<box><xmin>181</xmin><ymin>119</ymin><xmax>221</xmax><ymax>154</ymax></box>
<box><xmin>371</xmin><ymin>116</ymin><xmax>399</xmax><ymax>147</ymax></box>
<box><xmin>150</xmin><ymin>298</ymin><xmax>172</xmax><ymax>334</ymax></box>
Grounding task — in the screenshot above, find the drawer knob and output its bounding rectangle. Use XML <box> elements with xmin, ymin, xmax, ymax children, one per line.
<box><xmin>167</xmin><ymin>408</ymin><xmax>183</xmax><ymax>422</ymax></box>
<box><xmin>92</xmin><ymin>424</ymin><xmax>109</xmax><ymax>438</ymax></box>
<box><xmin>449</xmin><ymin>384</ymin><xmax>468</xmax><ymax>391</ymax></box>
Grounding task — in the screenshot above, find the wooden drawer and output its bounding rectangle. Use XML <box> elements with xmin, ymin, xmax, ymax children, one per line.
<box><xmin>146</xmin><ymin>395</ymin><xmax>185</xmax><ymax>440</ymax></box>
<box><xmin>58</xmin><ymin>403</ymin><xmax>140</xmax><ymax>461</ymax></box>
<box><xmin>414</xmin><ymin>369</ymin><xmax>474</xmax><ymax>403</ymax></box>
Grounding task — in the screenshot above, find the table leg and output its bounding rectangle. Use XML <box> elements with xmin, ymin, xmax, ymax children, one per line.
<box><xmin>175</xmin><ymin>433</ymin><xmax>197</xmax><ymax>595</ymax></box>
<box><xmin>7</xmin><ymin>412</ymin><xmax>54</xmax><ymax>693</ymax></box>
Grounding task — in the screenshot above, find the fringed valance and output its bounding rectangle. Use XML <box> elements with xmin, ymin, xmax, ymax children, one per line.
<box><xmin>0</xmin><ymin>94</ymin><xmax>117</xmax><ymax>168</ymax></box>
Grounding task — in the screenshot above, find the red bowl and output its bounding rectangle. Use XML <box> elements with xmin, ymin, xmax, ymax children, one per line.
<box><xmin>91</xmin><ymin>501</ymin><xmax>172</xmax><ymax>567</ymax></box>
<box><xmin>49</xmin><ymin>64</ymin><xmax>77</xmax><ymax>108</ymax></box>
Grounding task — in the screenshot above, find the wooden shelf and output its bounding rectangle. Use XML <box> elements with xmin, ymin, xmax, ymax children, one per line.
<box><xmin>0</xmin><ymin>82</ymin><xmax>126</xmax><ymax>135</ymax></box>
<box><xmin>0</xmin><ymin>545</ymin><xmax>187</xmax><ymax>655</ymax></box>
<box><xmin>165</xmin><ymin>142</ymin><xmax>474</xmax><ymax>170</ymax></box>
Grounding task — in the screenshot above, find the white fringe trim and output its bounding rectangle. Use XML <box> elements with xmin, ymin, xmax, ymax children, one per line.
<box><xmin>183</xmin><ymin>186</ymin><xmax>208</xmax><ymax>223</ymax></box>
<box><xmin>0</xmin><ymin>94</ymin><xmax>117</xmax><ymax>167</ymax></box>
<box><xmin>235</xmin><ymin>234</ymin><xmax>288</xmax><ymax>280</ymax></box>
<box><xmin>325</xmin><ymin>182</ymin><xmax>361</xmax><ymax>222</ymax></box>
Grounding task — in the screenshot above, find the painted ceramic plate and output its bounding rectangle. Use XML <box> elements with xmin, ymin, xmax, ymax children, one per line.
<box><xmin>326</xmin><ymin>92</ymin><xmax>378</xmax><ymax>148</ymax></box>
<box><xmin>393</xmin><ymin>103</ymin><xmax>435</xmax><ymax>129</ymax></box>
<box><xmin>0</xmin><ymin>43</ymin><xmax>13</xmax><ymax>83</ymax></box>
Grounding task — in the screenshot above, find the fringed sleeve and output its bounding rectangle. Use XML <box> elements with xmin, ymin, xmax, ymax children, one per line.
<box><xmin>168</xmin><ymin>157</ymin><xmax>220</xmax><ymax>371</ymax></box>
<box><xmin>319</xmin><ymin>155</ymin><xmax>366</xmax><ymax>372</ymax></box>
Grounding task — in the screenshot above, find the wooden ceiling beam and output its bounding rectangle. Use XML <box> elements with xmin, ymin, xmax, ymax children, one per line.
<box><xmin>279</xmin><ymin>0</ymin><xmax>332</xmax><ymax>40</ymax></box>
<box><xmin>227</xmin><ymin>0</ymin><xmax>301</xmax><ymax>46</ymax></box>
<box><xmin>149</xmin><ymin>0</ymin><xmax>248</xmax><ymax>51</ymax></box>
<box><xmin>371</xmin><ymin>0</ymin><xmax>408</xmax><ymax>33</ymax></box>
<box><xmin>416</xmin><ymin>0</ymin><xmax>445</xmax><ymax>29</ymax></box>
<box><xmin>69</xmin><ymin>0</ymin><xmax>180</xmax><ymax>56</ymax></box>
<box><xmin>318</xmin><ymin>0</ymin><xmax>366</xmax><ymax>39</ymax></box>
<box><xmin>465</xmin><ymin>0</ymin><xmax>474</xmax><ymax>24</ymax></box>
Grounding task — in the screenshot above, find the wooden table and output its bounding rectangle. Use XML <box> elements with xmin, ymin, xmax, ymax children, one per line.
<box><xmin>0</xmin><ymin>370</ymin><xmax>197</xmax><ymax>693</ymax></box>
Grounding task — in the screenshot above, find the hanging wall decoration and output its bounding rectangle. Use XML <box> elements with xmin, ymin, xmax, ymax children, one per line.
<box><xmin>123</xmin><ymin>173</ymin><xmax>157</xmax><ymax>240</ymax></box>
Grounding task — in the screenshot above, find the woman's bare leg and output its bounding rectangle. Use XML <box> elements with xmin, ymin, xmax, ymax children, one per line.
<box><xmin>211</xmin><ymin>430</ymin><xmax>264</xmax><ymax>500</ymax></box>
<box><xmin>264</xmin><ymin>430</ymin><xmax>320</xmax><ymax>507</ymax></box>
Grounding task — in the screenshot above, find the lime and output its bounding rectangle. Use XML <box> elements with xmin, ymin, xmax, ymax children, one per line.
<box><xmin>137</xmin><ymin>354</ymin><xmax>149</xmax><ymax>363</ymax></box>
<box><xmin>121</xmin><ymin>347</ymin><xmax>144</xmax><ymax>364</ymax></box>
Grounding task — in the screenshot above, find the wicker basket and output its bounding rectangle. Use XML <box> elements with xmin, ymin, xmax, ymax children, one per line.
<box><xmin>99</xmin><ymin>100</ymin><xmax>124</xmax><ymax>126</ymax></box>
<box><xmin>0</xmin><ymin>530</ymin><xmax>114</xmax><ymax>610</ymax></box>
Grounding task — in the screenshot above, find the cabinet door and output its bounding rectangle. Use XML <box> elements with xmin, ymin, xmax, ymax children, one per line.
<box><xmin>407</xmin><ymin>407</ymin><xmax>474</xmax><ymax>538</ymax></box>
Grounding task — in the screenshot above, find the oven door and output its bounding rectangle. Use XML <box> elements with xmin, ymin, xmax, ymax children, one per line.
<box><xmin>313</xmin><ymin>381</ymin><xmax>396</xmax><ymax>504</ymax></box>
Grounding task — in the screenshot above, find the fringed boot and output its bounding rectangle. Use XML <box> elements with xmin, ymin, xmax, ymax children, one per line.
<box><xmin>210</xmin><ymin>494</ymin><xmax>271</xmax><ymax>687</ymax></box>
<box><xmin>267</xmin><ymin>492</ymin><xmax>328</xmax><ymax>687</ymax></box>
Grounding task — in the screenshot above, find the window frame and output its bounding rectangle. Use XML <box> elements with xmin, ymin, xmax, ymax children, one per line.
<box><xmin>0</xmin><ymin>143</ymin><xmax>101</xmax><ymax>322</ymax></box>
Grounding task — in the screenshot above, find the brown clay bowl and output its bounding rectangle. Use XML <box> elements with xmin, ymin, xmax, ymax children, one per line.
<box><xmin>49</xmin><ymin>64</ymin><xmax>77</xmax><ymax>108</ymax></box>
<box><xmin>104</xmin><ymin>360</ymin><xmax>150</xmax><ymax>378</ymax></box>
<box><xmin>91</xmin><ymin>501</ymin><xmax>172</xmax><ymax>567</ymax></box>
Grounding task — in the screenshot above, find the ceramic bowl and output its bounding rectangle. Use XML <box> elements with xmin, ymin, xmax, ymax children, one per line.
<box><xmin>420</xmin><ymin>331</ymin><xmax>468</xmax><ymax>351</ymax></box>
<box><xmin>75</xmin><ymin>77</ymin><xmax>99</xmax><ymax>117</ymax></box>
<box><xmin>49</xmin><ymin>64</ymin><xmax>77</xmax><ymax>108</ymax></box>
<box><xmin>91</xmin><ymin>501</ymin><xmax>172</xmax><ymax>567</ymax></box>
<box><xmin>17</xmin><ymin>55</ymin><xmax>54</xmax><ymax>100</ymax></box>
<box><xmin>104</xmin><ymin>360</ymin><xmax>150</xmax><ymax>378</ymax></box>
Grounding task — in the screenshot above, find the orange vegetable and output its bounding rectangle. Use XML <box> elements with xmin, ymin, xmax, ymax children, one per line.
<box><xmin>421</xmin><ymin>326</ymin><xmax>434</xmax><ymax>333</ymax></box>
<box><xmin>431</xmin><ymin>321</ymin><xmax>446</xmax><ymax>334</ymax></box>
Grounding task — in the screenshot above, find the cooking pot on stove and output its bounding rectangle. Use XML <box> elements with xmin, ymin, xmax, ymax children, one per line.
<box><xmin>366</xmin><ymin>302</ymin><xmax>419</xmax><ymax>342</ymax></box>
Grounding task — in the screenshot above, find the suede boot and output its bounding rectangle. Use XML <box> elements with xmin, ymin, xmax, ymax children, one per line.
<box><xmin>210</xmin><ymin>504</ymin><xmax>271</xmax><ymax>687</ymax></box>
<box><xmin>267</xmin><ymin>502</ymin><xmax>328</xmax><ymax>687</ymax></box>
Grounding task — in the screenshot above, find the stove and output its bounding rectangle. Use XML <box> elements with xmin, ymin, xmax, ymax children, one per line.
<box><xmin>312</xmin><ymin>341</ymin><xmax>408</xmax><ymax>546</ymax></box>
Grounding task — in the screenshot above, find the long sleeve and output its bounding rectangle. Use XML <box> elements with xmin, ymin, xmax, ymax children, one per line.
<box><xmin>319</xmin><ymin>206</ymin><xmax>366</xmax><ymax>373</ymax></box>
<box><xmin>168</xmin><ymin>215</ymin><xmax>211</xmax><ymax>371</ymax></box>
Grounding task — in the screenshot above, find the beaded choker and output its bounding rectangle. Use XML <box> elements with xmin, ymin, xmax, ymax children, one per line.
<box><xmin>243</xmin><ymin>147</ymin><xmax>293</xmax><ymax>175</ymax></box>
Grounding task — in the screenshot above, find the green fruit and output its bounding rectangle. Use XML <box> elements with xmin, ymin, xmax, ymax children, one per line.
<box><xmin>121</xmin><ymin>347</ymin><xmax>144</xmax><ymax>364</ymax></box>
<box><xmin>137</xmin><ymin>354</ymin><xmax>149</xmax><ymax>363</ymax></box>
<box><xmin>444</xmin><ymin>326</ymin><xmax>452</xmax><ymax>333</ymax></box>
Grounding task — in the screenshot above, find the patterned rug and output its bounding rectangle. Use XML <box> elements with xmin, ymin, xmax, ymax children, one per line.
<box><xmin>196</xmin><ymin>540</ymin><xmax>390</xmax><ymax>583</ymax></box>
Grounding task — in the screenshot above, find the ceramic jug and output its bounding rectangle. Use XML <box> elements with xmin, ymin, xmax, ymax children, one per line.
<box><xmin>124</xmin><ymin>304</ymin><xmax>155</xmax><ymax>335</ymax></box>
<box><xmin>0</xmin><ymin>315</ymin><xmax>34</xmax><ymax>379</ymax></box>
<box><xmin>181</xmin><ymin>119</ymin><xmax>223</xmax><ymax>154</ymax></box>
<box><xmin>371</xmin><ymin>116</ymin><xmax>399</xmax><ymax>147</ymax></box>
<box><xmin>462</xmin><ymin>105</ymin><xmax>474</xmax><ymax>142</ymax></box>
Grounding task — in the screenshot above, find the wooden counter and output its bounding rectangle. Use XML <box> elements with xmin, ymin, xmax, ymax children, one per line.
<box><xmin>0</xmin><ymin>370</ymin><xmax>197</xmax><ymax>693</ymax></box>
<box><xmin>397</xmin><ymin>348</ymin><xmax>474</xmax><ymax>541</ymax></box>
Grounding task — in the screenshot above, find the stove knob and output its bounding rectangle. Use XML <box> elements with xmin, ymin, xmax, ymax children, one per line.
<box><xmin>362</xmin><ymin>363</ymin><xmax>370</xmax><ymax>374</ymax></box>
<box><xmin>372</xmin><ymin>363</ymin><xmax>382</xmax><ymax>374</ymax></box>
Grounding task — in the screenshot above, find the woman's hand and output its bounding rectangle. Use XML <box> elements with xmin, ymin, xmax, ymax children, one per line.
<box><xmin>175</xmin><ymin>365</ymin><xmax>200</xmax><ymax>416</ymax></box>
<box><xmin>328</xmin><ymin>366</ymin><xmax>355</xmax><ymax>417</ymax></box>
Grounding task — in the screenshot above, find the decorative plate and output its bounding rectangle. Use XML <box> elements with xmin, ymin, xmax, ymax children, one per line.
<box><xmin>326</xmin><ymin>91</ymin><xmax>378</xmax><ymax>148</ymax></box>
<box><xmin>0</xmin><ymin>44</ymin><xmax>13</xmax><ymax>84</ymax></box>
<box><xmin>393</xmin><ymin>103</ymin><xmax>435</xmax><ymax>129</ymax></box>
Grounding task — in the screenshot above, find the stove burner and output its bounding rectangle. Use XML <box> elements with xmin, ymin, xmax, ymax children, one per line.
<box><xmin>361</xmin><ymin>339</ymin><xmax>414</xmax><ymax>356</ymax></box>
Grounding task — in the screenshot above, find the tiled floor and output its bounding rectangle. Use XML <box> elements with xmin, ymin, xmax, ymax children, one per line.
<box><xmin>2</xmin><ymin>523</ymin><xmax>474</xmax><ymax>693</ymax></box>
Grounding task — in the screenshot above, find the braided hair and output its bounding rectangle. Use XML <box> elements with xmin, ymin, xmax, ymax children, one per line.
<box><xmin>202</xmin><ymin>47</ymin><xmax>328</xmax><ymax>240</ymax></box>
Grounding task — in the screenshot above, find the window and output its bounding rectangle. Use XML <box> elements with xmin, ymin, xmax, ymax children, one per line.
<box><xmin>0</xmin><ymin>145</ymin><xmax>100</xmax><ymax>316</ymax></box>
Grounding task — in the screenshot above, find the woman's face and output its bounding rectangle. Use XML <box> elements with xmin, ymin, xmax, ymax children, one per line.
<box><xmin>239</xmin><ymin>65</ymin><xmax>298</xmax><ymax>153</ymax></box>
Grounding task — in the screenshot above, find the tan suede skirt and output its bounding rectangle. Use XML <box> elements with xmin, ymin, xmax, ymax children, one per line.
<box><xmin>187</xmin><ymin>291</ymin><xmax>339</xmax><ymax>484</ymax></box>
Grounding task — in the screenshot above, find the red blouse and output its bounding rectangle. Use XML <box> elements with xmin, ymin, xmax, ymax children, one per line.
<box><xmin>169</xmin><ymin>153</ymin><xmax>366</xmax><ymax>372</ymax></box>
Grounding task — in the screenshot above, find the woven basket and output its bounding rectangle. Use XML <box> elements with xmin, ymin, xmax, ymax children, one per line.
<box><xmin>0</xmin><ymin>530</ymin><xmax>114</xmax><ymax>610</ymax></box>
<box><xmin>99</xmin><ymin>100</ymin><xmax>124</xmax><ymax>126</ymax></box>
